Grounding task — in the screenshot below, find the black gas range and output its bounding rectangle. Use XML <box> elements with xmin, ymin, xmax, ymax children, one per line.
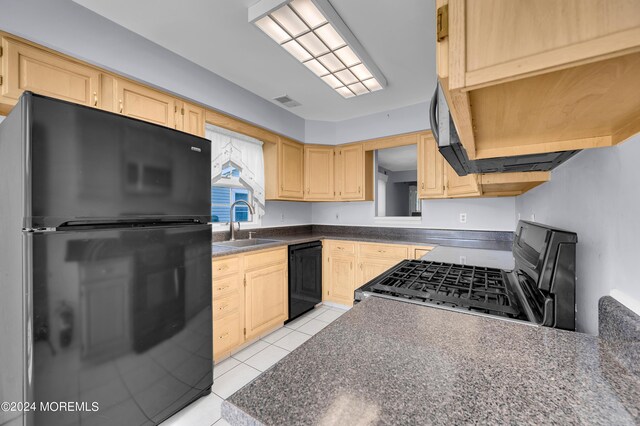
<box><xmin>354</xmin><ymin>221</ymin><xmax>578</xmax><ymax>330</ymax></box>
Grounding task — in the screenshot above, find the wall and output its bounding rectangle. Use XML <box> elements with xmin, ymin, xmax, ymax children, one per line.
<box><xmin>515</xmin><ymin>134</ymin><xmax>640</xmax><ymax>335</ymax></box>
<box><xmin>261</xmin><ymin>201</ymin><xmax>312</xmax><ymax>227</ymax></box>
<box><xmin>0</xmin><ymin>0</ymin><xmax>305</xmax><ymax>141</ymax></box>
<box><xmin>305</xmin><ymin>102</ymin><xmax>429</xmax><ymax>145</ymax></box>
<box><xmin>312</xmin><ymin>197</ymin><xmax>516</xmax><ymax>231</ymax></box>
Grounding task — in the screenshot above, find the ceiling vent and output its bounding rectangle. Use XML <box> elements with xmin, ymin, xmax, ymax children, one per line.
<box><xmin>273</xmin><ymin>95</ymin><xmax>301</xmax><ymax>108</ymax></box>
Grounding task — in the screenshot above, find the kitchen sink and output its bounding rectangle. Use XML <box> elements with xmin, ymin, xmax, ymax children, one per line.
<box><xmin>213</xmin><ymin>238</ymin><xmax>280</xmax><ymax>248</ymax></box>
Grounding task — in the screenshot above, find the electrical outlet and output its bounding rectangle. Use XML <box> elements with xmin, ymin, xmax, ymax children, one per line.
<box><xmin>518</xmin><ymin>213</ymin><xmax>521</xmax><ymax>220</ymax></box>
<box><xmin>280</xmin><ymin>213</ymin><xmax>285</xmax><ymax>223</ymax></box>
<box><xmin>531</xmin><ymin>213</ymin><xmax>536</xmax><ymax>222</ymax></box>
<box><xmin>459</xmin><ymin>256</ymin><xmax>467</xmax><ymax>265</ymax></box>
<box><xmin>459</xmin><ymin>213</ymin><xmax>467</xmax><ymax>224</ymax></box>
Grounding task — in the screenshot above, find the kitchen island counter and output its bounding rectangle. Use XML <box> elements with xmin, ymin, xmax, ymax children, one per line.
<box><xmin>222</xmin><ymin>297</ymin><xmax>639</xmax><ymax>425</ymax></box>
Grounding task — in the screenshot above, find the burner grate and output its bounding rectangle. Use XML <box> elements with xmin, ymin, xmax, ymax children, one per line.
<box><xmin>368</xmin><ymin>260</ymin><xmax>522</xmax><ymax>317</ymax></box>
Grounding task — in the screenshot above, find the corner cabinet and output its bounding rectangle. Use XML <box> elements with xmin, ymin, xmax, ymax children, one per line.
<box><xmin>264</xmin><ymin>137</ymin><xmax>305</xmax><ymax>201</ymax></box>
<box><xmin>304</xmin><ymin>145</ymin><xmax>335</xmax><ymax>201</ymax></box>
<box><xmin>436</xmin><ymin>0</ymin><xmax>640</xmax><ymax>160</ymax></box>
<box><xmin>0</xmin><ymin>37</ymin><xmax>100</xmax><ymax>109</ymax></box>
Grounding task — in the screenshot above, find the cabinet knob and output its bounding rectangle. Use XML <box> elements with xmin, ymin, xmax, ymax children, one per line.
<box><xmin>119</xmin><ymin>99</ymin><xmax>123</xmax><ymax>113</ymax></box>
<box><xmin>218</xmin><ymin>333</ymin><xmax>229</xmax><ymax>340</ymax></box>
<box><xmin>421</xmin><ymin>182</ymin><xmax>425</xmax><ymax>189</ymax></box>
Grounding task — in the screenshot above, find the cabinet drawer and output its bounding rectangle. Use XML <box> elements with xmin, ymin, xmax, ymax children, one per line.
<box><xmin>327</xmin><ymin>241</ymin><xmax>356</xmax><ymax>256</ymax></box>
<box><xmin>213</xmin><ymin>311</ymin><xmax>242</xmax><ymax>358</ymax></box>
<box><xmin>244</xmin><ymin>247</ymin><xmax>287</xmax><ymax>271</ymax></box>
<box><xmin>359</xmin><ymin>243</ymin><xmax>408</xmax><ymax>260</ymax></box>
<box><xmin>213</xmin><ymin>292</ymin><xmax>241</xmax><ymax>321</ymax></box>
<box><xmin>213</xmin><ymin>273</ymin><xmax>241</xmax><ymax>298</ymax></box>
<box><xmin>212</xmin><ymin>256</ymin><xmax>240</xmax><ymax>277</ymax></box>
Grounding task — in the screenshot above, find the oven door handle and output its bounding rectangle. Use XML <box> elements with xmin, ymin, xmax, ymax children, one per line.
<box><xmin>173</xmin><ymin>268</ymin><xmax>180</xmax><ymax>296</ymax></box>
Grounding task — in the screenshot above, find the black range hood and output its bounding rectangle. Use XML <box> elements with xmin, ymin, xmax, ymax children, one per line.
<box><xmin>429</xmin><ymin>84</ymin><xmax>580</xmax><ymax>176</ymax></box>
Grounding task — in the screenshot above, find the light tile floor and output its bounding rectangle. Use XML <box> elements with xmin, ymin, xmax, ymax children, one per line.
<box><xmin>160</xmin><ymin>303</ymin><xmax>350</xmax><ymax>425</ymax></box>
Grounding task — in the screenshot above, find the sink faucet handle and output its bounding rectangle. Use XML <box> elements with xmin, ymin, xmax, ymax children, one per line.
<box><xmin>248</xmin><ymin>232</ymin><xmax>256</xmax><ymax>240</ymax></box>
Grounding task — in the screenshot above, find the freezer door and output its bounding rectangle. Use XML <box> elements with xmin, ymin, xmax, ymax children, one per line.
<box><xmin>28</xmin><ymin>224</ymin><xmax>212</xmax><ymax>425</ymax></box>
<box><xmin>25</xmin><ymin>93</ymin><xmax>211</xmax><ymax>228</ymax></box>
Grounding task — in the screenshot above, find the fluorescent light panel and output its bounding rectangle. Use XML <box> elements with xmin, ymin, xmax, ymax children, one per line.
<box><xmin>251</xmin><ymin>0</ymin><xmax>385</xmax><ymax>98</ymax></box>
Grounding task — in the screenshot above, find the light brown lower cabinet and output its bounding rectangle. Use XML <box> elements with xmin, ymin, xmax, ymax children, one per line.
<box><xmin>212</xmin><ymin>247</ymin><xmax>287</xmax><ymax>362</ymax></box>
<box><xmin>323</xmin><ymin>240</ymin><xmax>433</xmax><ymax>307</ymax></box>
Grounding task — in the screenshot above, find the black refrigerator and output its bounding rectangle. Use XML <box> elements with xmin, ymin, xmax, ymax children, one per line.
<box><xmin>0</xmin><ymin>92</ymin><xmax>213</xmax><ymax>426</ymax></box>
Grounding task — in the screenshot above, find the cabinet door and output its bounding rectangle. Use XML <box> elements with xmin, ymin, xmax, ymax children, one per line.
<box><xmin>418</xmin><ymin>133</ymin><xmax>445</xmax><ymax>198</ymax></box>
<box><xmin>245</xmin><ymin>262</ymin><xmax>288</xmax><ymax>340</ymax></box>
<box><xmin>176</xmin><ymin>101</ymin><xmax>205</xmax><ymax>137</ymax></box>
<box><xmin>358</xmin><ymin>259</ymin><xmax>398</xmax><ymax>287</ymax></box>
<box><xmin>336</xmin><ymin>144</ymin><xmax>364</xmax><ymax>200</ymax></box>
<box><xmin>278</xmin><ymin>138</ymin><xmax>304</xmax><ymax>199</ymax></box>
<box><xmin>445</xmin><ymin>163</ymin><xmax>482</xmax><ymax>197</ymax></box>
<box><xmin>326</xmin><ymin>255</ymin><xmax>356</xmax><ymax>306</ymax></box>
<box><xmin>116</xmin><ymin>79</ymin><xmax>176</xmax><ymax>128</ymax></box>
<box><xmin>1</xmin><ymin>37</ymin><xmax>100</xmax><ymax>107</ymax></box>
<box><xmin>412</xmin><ymin>247</ymin><xmax>433</xmax><ymax>259</ymax></box>
<box><xmin>304</xmin><ymin>146</ymin><xmax>335</xmax><ymax>200</ymax></box>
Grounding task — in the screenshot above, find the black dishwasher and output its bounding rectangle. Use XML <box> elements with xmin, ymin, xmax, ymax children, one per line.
<box><xmin>288</xmin><ymin>241</ymin><xmax>323</xmax><ymax>321</ymax></box>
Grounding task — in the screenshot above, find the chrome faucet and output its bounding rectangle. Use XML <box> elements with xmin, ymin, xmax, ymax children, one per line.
<box><xmin>229</xmin><ymin>200</ymin><xmax>255</xmax><ymax>241</ymax></box>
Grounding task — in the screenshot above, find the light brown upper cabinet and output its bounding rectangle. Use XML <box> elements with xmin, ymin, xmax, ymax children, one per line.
<box><xmin>417</xmin><ymin>132</ymin><xmax>445</xmax><ymax>198</ymax></box>
<box><xmin>417</xmin><ymin>130</ymin><xmax>479</xmax><ymax>198</ymax></box>
<box><xmin>417</xmin><ymin>131</ymin><xmax>549</xmax><ymax>198</ymax></box>
<box><xmin>304</xmin><ymin>145</ymin><xmax>335</xmax><ymax>201</ymax></box>
<box><xmin>0</xmin><ymin>37</ymin><xmax>100</xmax><ymax>109</ymax></box>
<box><xmin>335</xmin><ymin>144</ymin><xmax>373</xmax><ymax>201</ymax></box>
<box><xmin>264</xmin><ymin>137</ymin><xmax>304</xmax><ymax>200</ymax></box>
<box><xmin>112</xmin><ymin>78</ymin><xmax>177</xmax><ymax>128</ymax></box>
<box><xmin>444</xmin><ymin>163</ymin><xmax>482</xmax><ymax>197</ymax></box>
<box><xmin>176</xmin><ymin>101</ymin><xmax>205</xmax><ymax>137</ymax></box>
<box><xmin>436</xmin><ymin>0</ymin><xmax>640</xmax><ymax>161</ymax></box>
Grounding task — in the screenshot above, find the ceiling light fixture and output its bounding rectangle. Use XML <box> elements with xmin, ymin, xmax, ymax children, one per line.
<box><xmin>249</xmin><ymin>0</ymin><xmax>387</xmax><ymax>98</ymax></box>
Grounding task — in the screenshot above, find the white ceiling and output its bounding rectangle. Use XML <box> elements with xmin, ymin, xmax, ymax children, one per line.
<box><xmin>377</xmin><ymin>145</ymin><xmax>417</xmax><ymax>172</ymax></box>
<box><xmin>72</xmin><ymin>0</ymin><xmax>437</xmax><ymax>122</ymax></box>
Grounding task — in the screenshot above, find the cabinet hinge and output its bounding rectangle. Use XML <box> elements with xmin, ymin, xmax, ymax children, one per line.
<box><xmin>0</xmin><ymin>46</ymin><xmax>3</xmax><ymax>57</ymax></box>
<box><xmin>243</xmin><ymin>276</ymin><xmax>246</xmax><ymax>286</ymax></box>
<box><xmin>243</xmin><ymin>328</ymin><xmax>246</xmax><ymax>336</ymax></box>
<box><xmin>181</xmin><ymin>108</ymin><xmax>185</xmax><ymax>115</ymax></box>
<box><xmin>436</xmin><ymin>4</ymin><xmax>449</xmax><ymax>41</ymax></box>
<box><xmin>0</xmin><ymin>75</ymin><xmax>3</xmax><ymax>86</ymax></box>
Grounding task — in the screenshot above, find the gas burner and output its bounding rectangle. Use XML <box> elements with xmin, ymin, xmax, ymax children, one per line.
<box><xmin>368</xmin><ymin>261</ymin><xmax>523</xmax><ymax>319</ymax></box>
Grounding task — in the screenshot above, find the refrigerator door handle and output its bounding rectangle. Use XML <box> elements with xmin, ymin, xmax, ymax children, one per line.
<box><xmin>174</xmin><ymin>268</ymin><xmax>180</xmax><ymax>296</ymax></box>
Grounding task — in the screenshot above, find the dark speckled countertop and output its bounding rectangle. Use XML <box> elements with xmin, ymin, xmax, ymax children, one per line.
<box><xmin>222</xmin><ymin>297</ymin><xmax>640</xmax><ymax>425</ymax></box>
<box><xmin>211</xmin><ymin>225</ymin><xmax>514</xmax><ymax>257</ymax></box>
